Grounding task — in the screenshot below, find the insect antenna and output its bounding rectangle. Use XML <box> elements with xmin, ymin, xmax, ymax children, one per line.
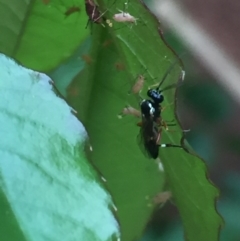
<box><xmin>160</xmin><ymin>81</ymin><xmax>184</xmax><ymax>92</ymax></box>
<box><xmin>156</xmin><ymin>58</ymin><xmax>181</xmax><ymax>91</ymax></box>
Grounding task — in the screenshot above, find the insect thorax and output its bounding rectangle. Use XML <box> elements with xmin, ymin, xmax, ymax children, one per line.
<box><xmin>140</xmin><ymin>100</ymin><xmax>155</xmax><ymax>118</ymax></box>
<box><xmin>147</xmin><ymin>89</ymin><xmax>164</xmax><ymax>104</ymax></box>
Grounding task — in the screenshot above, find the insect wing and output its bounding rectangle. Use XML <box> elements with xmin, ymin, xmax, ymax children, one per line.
<box><xmin>137</xmin><ymin>116</ymin><xmax>159</xmax><ymax>159</ymax></box>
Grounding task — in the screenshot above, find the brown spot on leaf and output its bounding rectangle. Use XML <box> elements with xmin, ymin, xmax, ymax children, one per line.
<box><xmin>42</xmin><ymin>0</ymin><xmax>50</xmax><ymax>4</ymax></box>
<box><xmin>102</xmin><ymin>39</ymin><xmax>113</xmax><ymax>47</ymax></box>
<box><xmin>81</xmin><ymin>55</ymin><xmax>93</xmax><ymax>64</ymax></box>
<box><xmin>68</xmin><ymin>85</ymin><xmax>80</xmax><ymax>97</ymax></box>
<box><xmin>65</xmin><ymin>6</ymin><xmax>81</xmax><ymax>16</ymax></box>
<box><xmin>115</xmin><ymin>62</ymin><xmax>125</xmax><ymax>71</ymax></box>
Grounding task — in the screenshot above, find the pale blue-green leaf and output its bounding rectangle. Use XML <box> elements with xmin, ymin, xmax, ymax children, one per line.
<box><xmin>50</xmin><ymin>37</ymin><xmax>92</xmax><ymax>97</ymax></box>
<box><xmin>0</xmin><ymin>54</ymin><xmax>119</xmax><ymax>241</ymax></box>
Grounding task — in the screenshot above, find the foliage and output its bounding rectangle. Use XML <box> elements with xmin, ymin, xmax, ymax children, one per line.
<box><xmin>0</xmin><ymin>0</ymin><xmax>223</xmax><ymax>241</ymax></box>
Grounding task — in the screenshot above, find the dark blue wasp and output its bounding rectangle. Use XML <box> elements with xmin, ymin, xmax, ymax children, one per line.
<box><xmin>137</xmin><ymin>60</ymin><xmax>185</xmax><ymax>159</ymax></box>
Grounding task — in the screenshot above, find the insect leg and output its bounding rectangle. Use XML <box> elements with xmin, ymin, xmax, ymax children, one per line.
<box><xmin>161</xmin><ymin>120</ymin><xmax>190</xmax><ymax>132</ymax></box>
<box><xmin>123</xmin><ymin>1</ymin><xmax>128</xmax><ymax>16</ymax></box>
<box><xmin>85</xmin><ymin>19</ymin><xmax>91</xmax><ymax>29</ymax></box>
<box><xmin>164</xmin><ymin>119</ymin><xmax>175</xmax><ymax>123</ymax></box>
<box><xmin>161</xmin><ymin>102</ymin><xmax>174</xmax><ymax>112</ymax></box>
<box><xmin>165</xmin><ymin>129</ymin><xmax>191</xmax><ymax>133</ymax></box>
<box><xmin>159</xmin><ymin>143</ymin><xmax>183</xmax><ymax>148</ymax></box>
<box><xmin>136</xmin><ymin>122</ymin><xmax>142</xmax><ymax>127</ymax></box>
<box><xmin>165</xmin><ymin>123</ymin><xmax>177</xmax><ymax>126</ymax></box>
<box><xmin>156</xmin><ymin>131</ymin><xmax>161</xmax><ymax>145</ymax></box>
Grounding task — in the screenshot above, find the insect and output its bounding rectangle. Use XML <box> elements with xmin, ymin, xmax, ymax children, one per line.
<box><xmin>153</xmin><ymin>191</ymin><xmax>172</xmax><ymax>205</ymax></box>
<box><xmin>85</xmin><ymin>0</ymin><xmax>105</xmax><ymax>28</ymax></box>
<box><xmin>138</xmin><ymin>61</ymin><xmax>184</xmax><ymax>159</ymax></box>
<box><xmin>113</xmin><ymin>10</ymin><xmax>138</xmax><ymax>25</ymax></box>
<box><xmin>129</xmin><ymin>74</ymin><xmax>145</xmax><ymax>94</ymax></box>
<box><xmin>112</xmin><ymin>1</ymin><xmax>138</xmax><ymax>29</ymax></box>
<box><xmin>118</xmin><ymin>106</ymin><xmax>141</xmax><ymax>119</ymax></box>
<box><xmin>85</xmin><ymin>0</ymin><xmax>116</xmax><ymax>28</ymax></box>
<box><xmin>120</xmin><ymin>60</ymin><xmax>184</xmax><ymax>159</ymax></box>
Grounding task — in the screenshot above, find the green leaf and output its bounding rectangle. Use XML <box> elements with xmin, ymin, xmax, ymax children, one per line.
<box><xmin>67</xmin><ymin>24</ymin><xmax>166</xmax><ymax>241</ymax></box>
<box><xmin>65</xmin><ymin>0</ymin><xmax>223</xmax><ymax>240</ymax></box>
<box><xmin>0</xmin><ymin>0</ymin><xmax>89</xmax><ymax>70</ymax></box>
<box><xmin>0</xmin><ymin>54</ymin><xmax>119</xmax><ymax>241</ymax></box>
